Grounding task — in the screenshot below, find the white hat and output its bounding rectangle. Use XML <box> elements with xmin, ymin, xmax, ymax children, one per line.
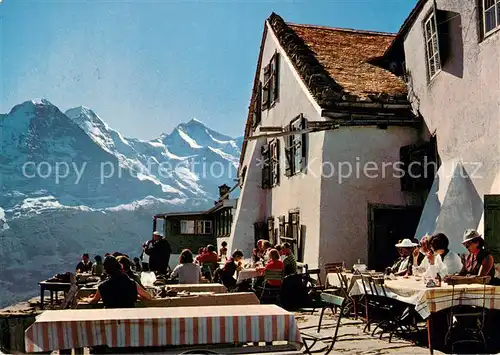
<box><xmin>462</xmin><ymin>229</ymin><xmax>482</xmax><ymax>244</ymax></box>
<box><xmin>395</xmin><ymin>238</ymin><xmax>418</xmax><ymax>248</ymax></box>
<box><xmin>153</xmin><ymin>231</ymin><xmax>162</xmax><ymax>236</ymax></box>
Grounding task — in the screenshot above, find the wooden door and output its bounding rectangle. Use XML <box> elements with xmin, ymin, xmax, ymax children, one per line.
<box><xmin>484</xmin><ymin>195</ymin><xmax>500</xmax><ymax>262</ymax></box>
<box><xmin>368</xmin><ymin>205</ymin><xmax>423</xmax><ymax>271</ymax></box>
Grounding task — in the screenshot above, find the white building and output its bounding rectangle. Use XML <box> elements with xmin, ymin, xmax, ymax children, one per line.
<box><xmin>379</xmin><ymin>0</ymin><xmax>500</xmax><ymax>258</ymax></box>
<box><xmin>228</xmin><ymin>13</ymin><xmax>435</xmax><ymax>271</ymax></box>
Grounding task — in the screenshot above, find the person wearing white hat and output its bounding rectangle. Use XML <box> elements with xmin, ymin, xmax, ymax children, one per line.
<box><xmin>390</xmin><ymin>238</ymin><xmax>418</xmax><ymax>276</ymax></box>
<box><xmin>458</xmin><ymin>229</ymin><xmax>494</xmax><ymax>280</ymax></box>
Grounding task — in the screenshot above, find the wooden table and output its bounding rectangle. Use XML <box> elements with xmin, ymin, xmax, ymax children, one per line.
<box><xmin>38</xmin><ymin>281</ymin><xmax>72</xmax><ymax>309</ymax></box>
<box><xmin>77</xmin><ymin>292</ymin><xmax>260</xmax><ymax>309</ymax></box>
<box><xmin>77</xmin><ymin>283</ymin><xmax>228</xmax><ymax>298</ymax></box>
<box><xmin>25</xmin><ymin>304</ymin><xmax>303</xmax><ymax>353</ymax></box>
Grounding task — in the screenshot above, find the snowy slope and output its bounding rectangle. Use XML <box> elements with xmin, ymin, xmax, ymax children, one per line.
<box><xmin>0</xmin><ymin>99</ymin><xmax>243</xmax><ymax>307</ymax></box>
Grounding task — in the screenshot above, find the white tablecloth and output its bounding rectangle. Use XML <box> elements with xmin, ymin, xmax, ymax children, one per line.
<box><xmin>328</xmin><ymin>273</ymin><xmax>500</xmax><ymax>319</ymax></box>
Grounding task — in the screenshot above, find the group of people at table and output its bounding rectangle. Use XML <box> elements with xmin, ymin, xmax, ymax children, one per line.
<box><xmin>388</xmin><ymin>229</ymin><xmax>497</xmax><ymax>284</ymax></box>
<box><xmin>73</xmin><ymin>233</ymin><xmax>299</xmax><ymax>308</ymax></box>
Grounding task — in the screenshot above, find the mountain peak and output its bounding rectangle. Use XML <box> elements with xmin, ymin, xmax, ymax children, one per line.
<box><xmin>188</xmin><ymin>118</ymin><xmax>204</xmax><ymax>124</ymax></box>
<box><xmin>30</xmin><ymin>98</ymin><xmax>53</xmax><ymax>106</ymax></box>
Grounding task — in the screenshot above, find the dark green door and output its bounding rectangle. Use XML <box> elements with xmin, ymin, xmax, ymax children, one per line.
<box><xmin>484</xmin><ymin>195</ymin><xmax>500</xmax><ymax>262</ymax></box>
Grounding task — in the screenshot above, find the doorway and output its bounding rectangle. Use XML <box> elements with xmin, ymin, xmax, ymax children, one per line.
<box><xmin>368</xmin><ymin>204</ymin><xmax>423</xmax><ymax>271</ymax></box>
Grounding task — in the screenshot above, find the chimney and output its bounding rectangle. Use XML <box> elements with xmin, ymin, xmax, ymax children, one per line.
<box><xmin>218</xmin><ymin>184</ymin><xmax>230</xmax><ymax>200</ymax></box>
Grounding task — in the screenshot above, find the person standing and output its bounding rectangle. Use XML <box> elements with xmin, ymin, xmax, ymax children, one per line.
<box><xmin>144</xmin><ymin>231</ymin><xmax>172</xmax><ymax>275</ymax></box>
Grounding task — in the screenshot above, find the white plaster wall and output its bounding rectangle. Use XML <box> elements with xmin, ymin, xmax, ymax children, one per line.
<box><xmin>229</xmin><ymin>22</ymin><xmax>324</xmax><ymax>264</ymax></box>
<box><xmin>404</xmin><ymin>0</ymin><xmax>500</xmax><ymax>206</ymax></box>
<box><xmin>319</xmin><ymin>126</ymin><xmax>420</xmax><ymax>268</ymax></box>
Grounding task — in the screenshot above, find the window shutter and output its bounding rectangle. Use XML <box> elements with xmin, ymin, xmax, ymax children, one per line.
<box><xmin>299</xmin><ymin>116</ymin><xmax>307</xmax><ymax>172</ymax></box>
<box><xmin>400</xmin><ymin>144</ymin><xmax>413</xmax><ymax>191</ymax></box>
<box><xmin>261</xmin><ymin>144</ymin><xmax>270</xmax><ymax>189</ymax></box>
<box><xmin>262</xmin><ymin>65</ymin><xmax>271</xmax><ymax>110</ymax></box>
<box><xmin>272</xmin><ymin>53</ymin><xmax>279</xmax><ymax>103</ymax></box>
<box><xmin>278</xmin><ymin>216</ymin><xmax>285</xmax><ymax>237</ymax></box>
<box><xmin>252</xmin><ymin>82</ymin><xmax>262</xmax><ymax>128</ymax></box>
<box><xmin>274</xmin><ymin>139</ymin><xmax>280</xmax><ymax>185</ymax></box>
<box><xmin>284</xmin><ymin>126</ymin><xmax>292</xmax><ymax>177</ymax></box>
<box><xmin>436</xmin><ymin>9</ymin><xmax>451</xmax><ymax>65</ymax></box>
<box><xmin>267</xmin><ymin>217</ymin><xmax>275</xmax><ymax>244</ymax></box>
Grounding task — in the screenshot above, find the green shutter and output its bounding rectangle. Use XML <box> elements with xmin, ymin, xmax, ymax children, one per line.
<box><xmin>484</xmin><ymin>195</ymin><xmax>500</xmax><ymax>262</ymax></box>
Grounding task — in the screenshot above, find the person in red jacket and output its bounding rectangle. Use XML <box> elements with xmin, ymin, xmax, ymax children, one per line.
<box><xmin>257</xmin><ymin>249</ymin><xmax>284</xmax><ymax>287</ymax></box>
<box><xmin>198</xmin><ymin>245</ymin><xmax>218</xmax><ymax>264</ymax></box>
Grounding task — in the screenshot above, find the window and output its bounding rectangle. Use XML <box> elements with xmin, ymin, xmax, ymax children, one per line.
<box><xmin>483</xmin><ymin>0</ymin><xmax>500</xmax><ymax>35</ymax></box>
<box><xmin>180</xmin><ymin>220</ymin><xmax>195</xmax><ymax>234</ymax></box>
<box><xmin>399</xmin><ymin>136</ymin><xmax>439</xmax><ymax>192</ymax></box>
<box><xmin>285</xmin><ymin>114</ymin><xmax>307</xmax><ymax>177</ymax></box>
<box><xmin>423</xmin><ymin>12</ymin><xmax>441</xmax><ymax>79</ymax></box>
<box><xmin>262</xmin><ymin>53</ymin><xmax>279</xmax><ymax>110</ymax></box>
<box><xmin>252</xmin><ymin>82</ymin><xmax>262</xmax><ymax>129</ymax></box>
<box><xmin>197</xmin><ymin>220</ymin><xmax>212</xmax><ymax>234</ymax></box>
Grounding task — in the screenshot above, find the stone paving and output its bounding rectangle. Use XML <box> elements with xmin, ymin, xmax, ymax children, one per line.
<box><xmin>294</xmin><ymin>310</ymin><xmax>445</xmax><ymax>354</ymax></box>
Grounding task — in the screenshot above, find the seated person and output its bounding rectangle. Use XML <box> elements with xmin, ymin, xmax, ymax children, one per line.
<box><xmin>257</xmin><ymin>249</ymin><xmax>284</xmax><ymax>287</ymax></box>
<box><xmin>458</xmin><ymin>229</ymin><xmax>495</xmax><ymax>279</ymax></box>
<box><xmin>280</xmin><ymin>243</ymin><xmax>297</xmax><ymax>276</ymax></box>
<box><xmin>88</xmin><ymin>256</ymin><xmax>152</xmax><ymax>308</ymax></box>
<box><xmin>76</xmin><ymin>253</ymin><xmax>93</xmax><ymax>273</ymax></box>
<box><xmin>412</xmin><ymin>235</ymin><xmax>431</xmax><ymax>268</ymax></box>
<box><xmin>117</xmin><ymin>256</ymin><xmax>143</xmax><ymax>286</ymax></box>
<box><xmin>429</xmin><ymin>233</ymin><xmax>463</xmax><ymax>275</ymax></box>
<box><xmin>170</xmin><ymin>249</ymin><xmax>203</xmax><ymax>284</ymax></box>
<box><xmin>262</xmin><ymin>241</ymin><xmax>272</xmax><ymax>261</ymax></box>
<box><xmin>219</xmin><ymin>241</ymin><xmax>228</xmax><ymax>260</ymax></box>
<box><xmin>198</xmin><ymin>245</ymin><xmax>218</xmax><ymax>264</ymax></box>
<box><xmin>216</xmin><ymin>250</ymin><xmax>244</xmax><ymax>289</ymax></box>
<box><xmin>253</xmin><ymin>239</ymin><xmax>266</xmax><ymax>263</ymax></box>
<box><xmin>390</xmin><ymin>239</ymin><xmax>417</xmax><ymax>276</ymax></box>
<box><xmin>91</xmin><ymin>255</ymin><xmax>104</xmax><ymax>276</ymax></box>
<box><xmin>194</xmin><ymin>247</ymin><xmax>205</xmax><ymax>264</ymax></box>
<box><xmin>133</xmin><ymin>257</ymin><xmax>142</xmax><ymax>272</ymax></box>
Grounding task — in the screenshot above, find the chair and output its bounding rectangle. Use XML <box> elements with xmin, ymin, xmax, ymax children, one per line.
<box><xmin>368</xmin><ymin>277</ymin><xmax>419</xmax><ymax>342</ymax></box>
<box><xmin>335</xmin><ymin>269</ymin><xmax>357</xmax><ymax>318</ymax></box>
<box><xmin>257</xmin><ymin>269</ymin><xmax>283</xmax><ymax>304</ymax></box>
<box><xmin>301</xmin><ymin>293</ymin><xmax>345</xmax><ymax>355</ymax></box>
<box><xmin>445</xmin><ymin>276</ymin><xmax>491</xmax><ymax>353</ymax></box>
<box><xmin>201</xmin><ymin>262</ymin><xmax>219</xmax><ymax>282</ymax></box>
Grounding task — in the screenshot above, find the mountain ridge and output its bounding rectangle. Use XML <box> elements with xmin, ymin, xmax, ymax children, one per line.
<box><xmin>0</xmin><ymin>98</ymin><xmax>243</xmax><ymax>307</ymax></box>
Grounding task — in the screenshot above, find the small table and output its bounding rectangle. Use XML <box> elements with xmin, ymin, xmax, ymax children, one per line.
<box><xmin>38</xmin><ymin>281</ymin><xmax>73</xmax><ymax>309</ymax></box>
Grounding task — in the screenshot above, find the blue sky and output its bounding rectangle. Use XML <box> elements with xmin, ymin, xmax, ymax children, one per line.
<box><xmin>0</xmin><ymin>0</ymin><xmax>416</xmax><ymax>140</ymax></box>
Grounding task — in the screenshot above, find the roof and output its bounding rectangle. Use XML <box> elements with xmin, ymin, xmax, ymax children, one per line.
<box><xmin>383</xmin><ymin>0</ymin><xmax>429</xmax><ymax>59</ymax></box>
<box><xmin>268</xmin><ymin>13</ymin><xmax>408</xmax><ymax>105</ymax></box>
<box><xmin>238</xmin><ymin>13</ymin><xmax>414</xmax><ymax>171</ymax></box>
<box><xmin>155</xmin><ymin>211</ymin><xmax>208</xmax><ymax>219</ymax></box>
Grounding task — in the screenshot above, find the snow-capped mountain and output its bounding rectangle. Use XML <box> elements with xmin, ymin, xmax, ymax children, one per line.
<box><xmin>0</xmin><ymin>99</ymin><xmax>242</xmax><ymax>307</ymax></box>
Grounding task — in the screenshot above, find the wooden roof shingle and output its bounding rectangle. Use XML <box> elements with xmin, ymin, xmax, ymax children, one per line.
<box><xmin>268</xmin><ymin>13</ymin><xmax>408</xmax><ymax>106</ymax></box>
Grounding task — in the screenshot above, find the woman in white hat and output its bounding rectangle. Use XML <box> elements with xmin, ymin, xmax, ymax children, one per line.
<box><xmin>458</xmin><ymin>229</ymin><xmax>494</xmax><ymax>279</ymax></box>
